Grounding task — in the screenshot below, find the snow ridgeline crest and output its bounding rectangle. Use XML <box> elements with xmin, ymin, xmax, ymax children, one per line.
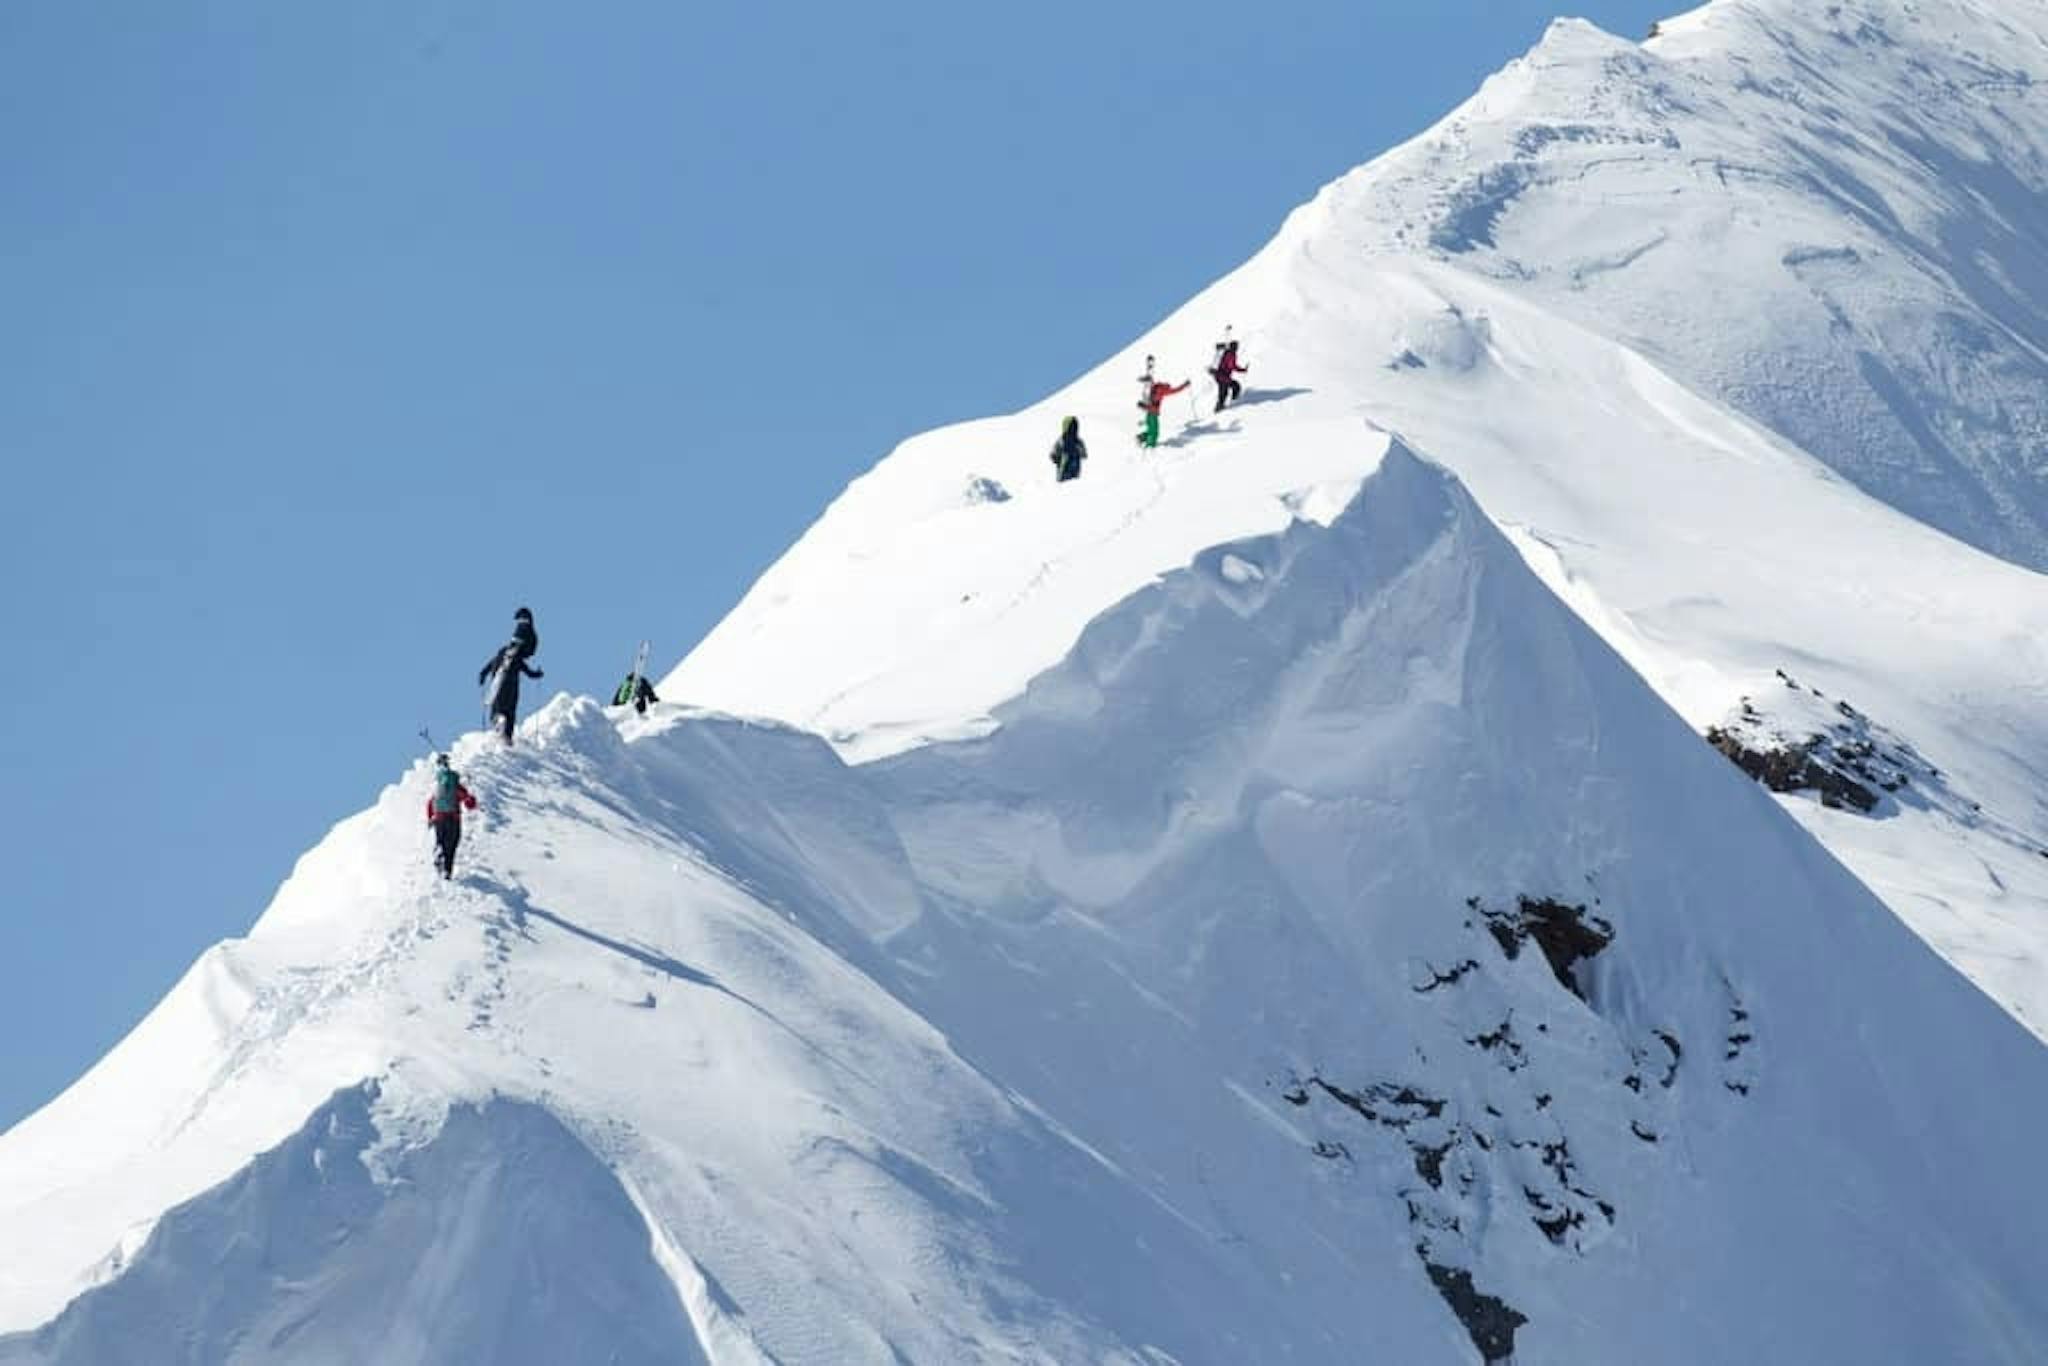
<box><xmin>9</xmin><ymin>444</ymin><xmax>2048</xmax><ymax>1362</ymax></box>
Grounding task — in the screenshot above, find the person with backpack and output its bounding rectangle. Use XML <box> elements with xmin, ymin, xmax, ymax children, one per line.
<box><xmin>425</xmin><ymin>753</ymin><xmax>479</xmax><ymax>879</ymax></box>
<box><xmin>1210</xmin><ymin>338</ymin><xmax>1249</xmax><ymax>412</ymax></box>
<box><xmin>1137</xmin><ymin>375</ymin><xmax>1189</xmax><ymax>449</ymax></box>
<box><xmin>479</xmin><ymin>610</ymin><xmax>544</xmax><ymax>744</ymax></box>
<box><xmin>612</xmin><ymin>670</ymin><xmax>660</xmax><ymax>714</ymax></box>
<box><xmin>1049</xmin><ymin>416</ymin><xmax>1088</xmax><ymax>482</ymax></box>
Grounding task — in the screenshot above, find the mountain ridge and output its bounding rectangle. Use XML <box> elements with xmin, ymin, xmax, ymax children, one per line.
<box><xmin>9</xmin><ymin>2</ymin><xmax>2048</xmax><ymax>1360</ymax></box>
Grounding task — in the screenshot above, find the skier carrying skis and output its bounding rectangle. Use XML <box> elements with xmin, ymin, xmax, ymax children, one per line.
<box><xmin>425</xmin><ymin>753</ymin><xmax>478</xmax><ymax>880</ymax></box>
<box><xmin>479</xmin><ymin>609</ymin><xmax>544</xmax><ymax>745</ymax></box>
<box><xmin>1210</xmin><ymin>338</ymin><xmax>1248</xmax><ymax>412</ymax></box>
<box><xmin>613</xmin><ymin>671</ymin><xmax>660</xmax><ymax>715</ymax></box>
<box><xmin>1050</xmin><ymin>416</ymin><xmax>1088</xmax><ymax>483</ymax></box>
<box><xmin>1138</xmin><ymin>376</ymin><xmax>1189</xmax><ymax>449</ymax></box>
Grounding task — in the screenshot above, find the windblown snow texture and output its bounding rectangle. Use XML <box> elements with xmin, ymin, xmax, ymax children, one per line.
<box><xmin>8</xmin><ymin>1</ymin><xmax>2048</xmax><ymax>1362</ymax></box>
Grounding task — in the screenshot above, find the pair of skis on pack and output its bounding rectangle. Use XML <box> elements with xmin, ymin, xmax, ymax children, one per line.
<box><xmin>1136</xmin><ymin>327</ymin><xmax>1233</xmax><ymax>438</ymax></box>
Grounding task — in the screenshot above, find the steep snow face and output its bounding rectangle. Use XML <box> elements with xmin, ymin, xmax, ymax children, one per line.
<box><xmin>667</xmin><ymin>0</ymin><xmax>2048</xmax><ymax>1042</ymax></box>
<box><xmin>1361</xmin><ymin>0</ymin><xmax>2048</xmax><ymax>571</ymax></box>
<box><xmin>5</xmin><ymin>451</ymin><xmax>2048</xmax><ymax>1363</ymax></box>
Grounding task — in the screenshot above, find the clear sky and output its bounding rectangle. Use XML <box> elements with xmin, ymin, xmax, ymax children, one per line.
<box><xmin>0</xmin><ymin>0</ymin><xmax>1676</xmax><ymax>1131</ymax></box>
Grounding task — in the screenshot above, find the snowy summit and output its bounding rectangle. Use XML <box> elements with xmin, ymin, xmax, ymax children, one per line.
<box><xmin>7</xmin><ymin>1</ymin><xmax>2048</xmax><ymax>1362</ymax></box>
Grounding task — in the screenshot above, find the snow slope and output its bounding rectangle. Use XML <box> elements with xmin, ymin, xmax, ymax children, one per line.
<box><xmin>8</xmin><ymin>0</ymin><xmax>2048</xmax><ymax>1361</ymax></box>
<box><xmin>5</xmin><ymin>449</ymin><xmax>2048</xmax><ymax>1363</ymax></box>
<box><xmin>669</xmin><ymin>0</ymin><xmax>2048</xmax><ymax>1041</ymax></box>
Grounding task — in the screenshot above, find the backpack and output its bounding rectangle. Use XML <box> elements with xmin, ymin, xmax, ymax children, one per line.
<box><xmin>613</xmin><ymin>676</ymin><xmax>636</xmax><ymax>706</ymax></box>
<box><xmin>432</xmin><ymin>767</ymin><xmax>462</xmax><ymax>816</ymax></box>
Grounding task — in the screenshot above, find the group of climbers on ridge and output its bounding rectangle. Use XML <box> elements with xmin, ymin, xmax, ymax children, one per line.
<box><xmin>428</xmin><ymin>607</ymin><xmax>666</xmax><ymax>878</ymax></box>
<box><xmin>435</xmin><ymin>334</ymin><xmax>1258</xmax><ymax>875</ymax></box>
<box><xmin>1049</xmin><ymin>329</ymin><xmax>1251</xmax><ymax>482</ymax></box>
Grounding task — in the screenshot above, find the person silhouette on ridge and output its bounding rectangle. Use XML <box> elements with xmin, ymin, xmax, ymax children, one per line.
<box><xmin>1050</xmin><ymin>416</ymin><xmax>1088</xmax><ymax>483</ymax></box>
<box><xmin>613</xmin><ymin>670</ymin><xmax>660</xmax><ymax>715</ymax></box>
<box><xmin>479</xmin><ymin>606</ymin><xmax>543</xmax><ymax>745</ymax></box>
<box><xmin>1210</xmin><ymin>338</ymin><xmax>1249</xmax><ymax>412</ymax></box>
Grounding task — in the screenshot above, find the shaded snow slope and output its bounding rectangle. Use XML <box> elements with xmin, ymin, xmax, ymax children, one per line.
<box><xmin>4</xmin><ymin>451</ymin><xmax>2047</xmax><ymax>1362</ymax></box>
<box><xmin>0</xmin><ymin>1088</ymin><xmax>711</xmax><ymax>1366</ymax></box>
<box><xmin>666</xmin><ymin>0</ymin><xmax>2048</xmax><ymax>1039</ymax></box>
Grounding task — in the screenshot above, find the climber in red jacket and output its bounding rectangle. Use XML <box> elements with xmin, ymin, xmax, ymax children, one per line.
<box><xmin>1138</xmin><ymin>376</ymin><xmax>1190</xmax><ymax>448</ymax></box>
<box><xmin>425</xmin><ymin>753</ymin><xmax>480</xmax><ymax>880</ymax></box>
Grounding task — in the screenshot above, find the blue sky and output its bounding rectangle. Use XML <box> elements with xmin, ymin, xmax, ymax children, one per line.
<box><xmin>0</xmin><ymin>0</ymin><xmax>1674</xmax><ymax>1130</ymax></box>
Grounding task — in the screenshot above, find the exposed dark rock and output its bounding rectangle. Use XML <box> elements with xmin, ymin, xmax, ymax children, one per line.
<box><xmin>1466</xmin><ymin>1017</ymin><xmax>1528</xmax><ymax>1070</ymax></box>
<box><xmin>1280</xmin><ymin>1083</ymin><xmax>1310</xmax><ymax>1107</ymax></box>
<box><xmin>1726</xmin><ymin>1080</ymin><xmax>1751</xmax><ymax>1096</ymax></box>
<box><xmin>1389</xmin><ymin>1087</ymin><xmax>1448</xmax><ymax>1118</ymax></box>
<box><xmin>1706</xmin><ymin>724</ymin><xmax>1879</xmax><ymax>811</ymax></box>
<box><xmin>1704</xmin><ymin>675</ymin><xmax>1949</xmax><ymax>818</ymax></box>
<box><xmin>1312</xmin><ymin>1140</ymin><xmax>1350</xmax><ymax>1161</ymax></box>
<box><xmin>1414</xmin><ymin>959</ymin><xmax>1481</xmax><ymax>993</ymax></box>
<box><xmin>1471</xmin><ymin>896</ymin><xmax>1615</xmax><ymax>1000</ymax></box>
<box><xmin>1421</xmin><ymin>1255</ymin><xmax>1528</xmax><ymax>1364</ymax></box>
<box><xmin>1309</xmin><ymin>1077</ymin><xmax>1447</xmax><ymax>1128</ymax></box>
<box><xmin>1655</xmin><ymin>1031</ymin><xmax>1683</xmax><ymax>1088</ymax></box>
<box><xmin>1631</xmin><ymin>1121</ymin><xmax>1659</xmax><ymax>1144</ymax></box>
<box><xmin>1413</xmin><ymin>1139</ymin><xmax>1453</xmax><ymax>1189</ymax></box>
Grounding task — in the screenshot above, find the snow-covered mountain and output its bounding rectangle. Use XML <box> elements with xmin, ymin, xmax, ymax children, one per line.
<box><xmin>8</xmin><ymin>1</ymin><xmax>2048</xmax><ymax>1362</ymax></box>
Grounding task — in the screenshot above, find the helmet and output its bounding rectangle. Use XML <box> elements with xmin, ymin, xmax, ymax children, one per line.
<box><xmin>514</xmin><ymin>606</ymin><xmax>533</xmax><ymax>621</ymax></box>
<box><xmin>435</xmin><ymin>753</ymin><xmax>450</xmax><ymax>767</ymax></box>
